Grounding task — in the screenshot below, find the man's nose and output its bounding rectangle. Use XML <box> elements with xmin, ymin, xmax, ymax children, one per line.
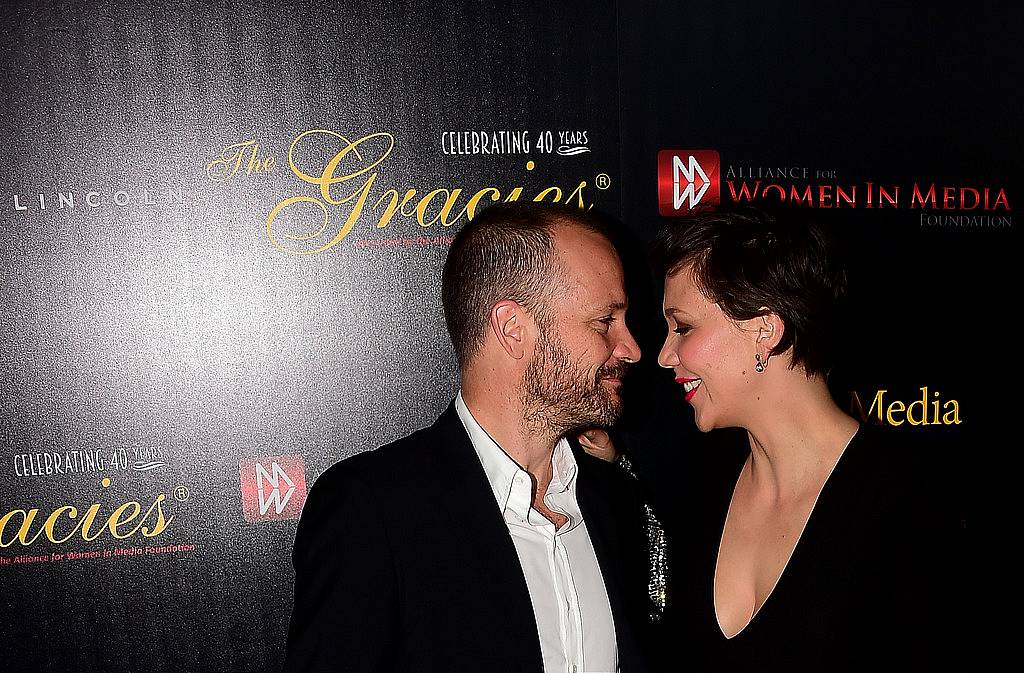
<box><xmin>614</xmin><ymin>326</ymin><xmax>642</xmax><ymax>364</ymax></box>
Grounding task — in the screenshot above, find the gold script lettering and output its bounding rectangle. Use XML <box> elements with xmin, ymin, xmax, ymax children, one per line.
<box><xmin>265</xmin><ymin>131</ymin><xmax>599</xmax><ymax>254</ymax></box>
<box><xmin>0</xmin><ymin>491</ymin><xmax>174</xmax><ymax>546</ymax></box>
<box><xmin>267</xmin><ymin>131</ymin><xmax>394</xmax><ymax>255</ymax></box>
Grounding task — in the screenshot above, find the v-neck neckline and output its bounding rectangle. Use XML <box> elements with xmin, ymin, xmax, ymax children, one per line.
<box><xmin>712</xmin><ymin>425</ymin><xmax>862</xmax><ymax>640</ymax></box>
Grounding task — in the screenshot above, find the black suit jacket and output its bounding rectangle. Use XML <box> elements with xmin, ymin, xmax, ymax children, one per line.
<box><xmin>284</xmin><ymin>402</ymin><xmax>653</xmax><ymax>673</ymax></box>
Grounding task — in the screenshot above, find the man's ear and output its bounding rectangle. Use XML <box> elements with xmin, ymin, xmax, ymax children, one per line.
<box><xmin>490</xmin><ymin>300</ymin><xmax>528</xmax><ymax>360</ymax></box>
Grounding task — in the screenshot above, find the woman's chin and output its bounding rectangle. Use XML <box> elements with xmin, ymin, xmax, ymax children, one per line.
<box><xmin>692</xmin><ymin>411</ymin><xmax>717</xmax><ymax>433</ymax></box>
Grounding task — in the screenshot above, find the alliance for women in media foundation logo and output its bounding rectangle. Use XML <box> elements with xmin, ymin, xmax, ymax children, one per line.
<box><xmin>657</xmin><ymin>150</ymin><xmax>721</xmax><ymax>215</ymax></box>
<box><xmin>656</xmin><ymin>148</ymin><xmax>1011</xmax><ymax>226</ymax></box>
<box><xmin>239</xmin><ymin>456</ymin><xmax>308</xmax><ymax>522</ymax></box>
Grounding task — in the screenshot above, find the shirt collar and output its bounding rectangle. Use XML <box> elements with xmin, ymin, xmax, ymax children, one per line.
<box><xmin>456</xmin><ymin>392</ymin><xmax>527</xmax><ymax>518</ymax></box>
<box><xmin>549</xmin><ymin>437</ymin><xmax>579</xmax><ymax>495</ymax></box>
<box><xmin>455</xmin><ymin>392</ymin><xmax>582</xmax><ymax>525</ymax></box>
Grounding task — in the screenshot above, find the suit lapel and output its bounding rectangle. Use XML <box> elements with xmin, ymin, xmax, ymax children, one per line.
<box><xmin>429</xmin><ymin>402</ymin><xmax>545</xmax><ymax>673</ymax></box>
<box><xmin>576</xmin><ymin>453</ymin><xmax>643</xmax><ymax>670</ymax></box>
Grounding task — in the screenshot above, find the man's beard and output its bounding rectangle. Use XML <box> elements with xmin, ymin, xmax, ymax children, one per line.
<box><xmin>520</xmin><ymin>328</ymin><xmax>630</xmax><ymax>437</ymax></box>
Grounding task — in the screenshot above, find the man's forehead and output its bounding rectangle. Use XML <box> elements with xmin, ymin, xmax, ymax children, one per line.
<box><xmin>550</xmin><ymin>221</ymin><xmax>614</xmax><ymax>251</ymax></box>
<box><xmin>555</xmin><ymin>289</ymin><xmax>628</xmax><ymax>319</ymax></box>
<box><xmin>544</xmin><ymin>221</ymin><xmax>627</xmax><ymax>309</ymax></box>
<box><xmin>554</xmin><ymin>261</ymin><xmax>629</xmax><ymax>314</ymax></box>
<box><xmin>550</xmin><ymin>224</ymin><xmax>620</xmax><ymax>274</ymax></box>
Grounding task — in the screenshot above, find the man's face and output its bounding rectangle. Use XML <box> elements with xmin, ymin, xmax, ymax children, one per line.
<box><xmin>520</xmin><ymin>224</ymin><xmax>641</xmax><ymax>435</ymax></box>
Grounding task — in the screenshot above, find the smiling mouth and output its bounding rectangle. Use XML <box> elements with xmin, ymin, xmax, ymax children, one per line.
<box><xmin>676</xmin><ymin>377</ymin><xmax>703</xmax><ymax>401</ymax></box>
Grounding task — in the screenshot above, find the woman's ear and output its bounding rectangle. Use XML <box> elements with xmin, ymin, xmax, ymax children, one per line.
<box><xmin>756</xmin><ymin>310</ymin><xmax>784</xmax><ymax>352</ymax></box>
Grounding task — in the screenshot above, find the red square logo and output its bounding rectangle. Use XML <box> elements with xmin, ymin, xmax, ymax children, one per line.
<box><xmin>657</xmin><ymin>150</ymin><xmax>720</xmax><ymax>215</ymax></box>
<box><xmin>239</xmin><ymin>455</ymin><xmax>308</xmax><ymax>522</ymax></box>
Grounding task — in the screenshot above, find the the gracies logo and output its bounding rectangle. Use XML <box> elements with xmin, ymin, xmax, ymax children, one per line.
<box><xmin>0</xmin><ymin>481</ymin><xmax>174</xmax><ymax>548</ymax></box>
<box><xmin>657</xmin><ymin>150</ymin><xmax>720</xmax><ymax>215</ymax></box>
<box><xmin>239</xmin><ymin>456</ymin><xmax>307</xmax><ymax>522</ymax></box>
<box><xmin>206</xmin><ymin>130</ymin><xmax>606</xmax><ymax>255</ymax></box>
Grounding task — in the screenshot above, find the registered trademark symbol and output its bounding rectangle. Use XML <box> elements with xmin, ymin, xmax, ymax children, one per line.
<box><xmin>174</xmin><ymin>486</ymin><xmax>190</xmax><ymax>502</ymax></box>
<box><xmin>595</xmin><ymin>173</ymin><xmax>612</xmax><ymax>190</ymax></box>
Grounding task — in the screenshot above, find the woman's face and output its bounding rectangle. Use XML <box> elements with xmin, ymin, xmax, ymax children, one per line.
<box><xmin>657</xmin><ymin>266</ymin><xmax>760</xmax><ymax>432</ymax></box>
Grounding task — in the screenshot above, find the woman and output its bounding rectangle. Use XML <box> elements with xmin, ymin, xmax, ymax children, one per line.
<box><xmin>582</xmin><ymin>208</ymin><xmax>965</xmax><ymax>672</ymax></box>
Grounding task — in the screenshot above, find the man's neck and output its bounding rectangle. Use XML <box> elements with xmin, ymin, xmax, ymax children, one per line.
<box><xmin>462</xmin><ymin>391</ymin><xmax>559</xmax><ymax>478</ymax></box>
<box><xmin>461</xmin><ymin>386</ymin><xmax>572</xmax><ymax>528</ymax></box>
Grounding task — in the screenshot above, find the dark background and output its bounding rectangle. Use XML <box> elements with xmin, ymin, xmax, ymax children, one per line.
<box><xmin>614</xmin><ymin>6</ymin><xmax>1017</xmax><ymax>664</ymax></box>
<box><xmin>615</xmin><ymin>0</ymin><xmax>1018</xmax><ymax>486</ymax></box>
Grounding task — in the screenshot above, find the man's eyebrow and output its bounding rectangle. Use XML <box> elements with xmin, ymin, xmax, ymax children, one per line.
<box><xmin>599</xmin><ymin>301</ymin><xmax>627</xmax><ymax>313</ymax></box>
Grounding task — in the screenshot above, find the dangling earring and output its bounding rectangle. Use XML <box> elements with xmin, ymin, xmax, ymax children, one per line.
<box><xmin>754</xmin><ymin>353</ymin><xmax>765</xmax><ymax>373</ymax></box>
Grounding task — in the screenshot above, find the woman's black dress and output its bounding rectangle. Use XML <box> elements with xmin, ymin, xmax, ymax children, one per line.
<box><xmin>648</xmin><ymin>425</ymin><xmax>967</xmax><ymax>672</ymax></box>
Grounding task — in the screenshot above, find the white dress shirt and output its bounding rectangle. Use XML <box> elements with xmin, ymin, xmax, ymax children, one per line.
<box><xmin>455</xmin><ymin>392</ymin><xmax>618</xmax><ymax>673</ymax></box>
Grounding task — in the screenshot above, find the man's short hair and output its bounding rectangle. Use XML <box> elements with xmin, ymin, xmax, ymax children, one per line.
<box><xmin>442</xmin><ymin>202</ymin><xmax>612</xmax><ymax>369</ymax></box>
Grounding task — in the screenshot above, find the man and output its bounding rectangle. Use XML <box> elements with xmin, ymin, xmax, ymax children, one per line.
<box><xmin>285</xmin><ymin>202</ymin><xmax>651</xmax><ymax>672</ymax></box>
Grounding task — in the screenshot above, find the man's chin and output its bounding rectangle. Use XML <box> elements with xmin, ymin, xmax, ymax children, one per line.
<box><xmin>592</xmin><ymin>395</ymin><xmax>623</xmax><ymax>427</ymax></box>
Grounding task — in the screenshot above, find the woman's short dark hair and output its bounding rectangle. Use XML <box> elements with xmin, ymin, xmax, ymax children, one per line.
<box><xmin>652</xmin><ymin>207</ymin><xmax>847</xmax><ymax>378</ymax></box>
<box><xmin>441</xmin><ymin>202</ymin><xmax>612</xmax><ymax>369</ymax></box>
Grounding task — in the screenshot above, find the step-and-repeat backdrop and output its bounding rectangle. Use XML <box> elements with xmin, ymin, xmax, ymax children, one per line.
<box><xmin>2</xmin><ymin>1</ymin><xmax>1014</xmax><ymax>671</ymax></box>
<box><xmin>1</xmin><ymin>2</ymin><xmax>619</xmax><ymax>670</ymax></box>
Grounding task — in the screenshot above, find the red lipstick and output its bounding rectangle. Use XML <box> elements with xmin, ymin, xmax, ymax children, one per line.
<box><xmin>675</xmin><ymin>377</ymin><xmax>702</xmax><ymax>402</ymax></box>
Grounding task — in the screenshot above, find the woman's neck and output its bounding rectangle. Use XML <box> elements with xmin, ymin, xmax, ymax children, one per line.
<box><xmin>742</xmin><ymin>378</ymin><xmax>860</xmax><ymax>503</ymax></box>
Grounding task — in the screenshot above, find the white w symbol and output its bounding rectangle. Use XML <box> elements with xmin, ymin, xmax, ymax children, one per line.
<box><xmin>673</xmin><ymin>155</ymin><xmax>710</xmax><ymax>209</ymax></box>
<box><xmin>255</xmin><ymin>462</ymin><xmax>295</xmax><ymax>515</ymax></box>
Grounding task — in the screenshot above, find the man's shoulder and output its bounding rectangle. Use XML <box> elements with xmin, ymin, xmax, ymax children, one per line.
<box><xmin>313</xmin><ymin>422</ymin><xmax>445</xmax><ymax>492</ymax></box>
<box><xmin>574</xmin><ymin>446</ymin><xmax>648</xmax><ymax>522</ymax></box>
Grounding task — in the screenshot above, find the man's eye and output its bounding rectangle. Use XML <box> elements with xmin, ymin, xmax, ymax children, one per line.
<box><xmin>596</xmin><ymin>317</ymin><xmax>615</xmax><ymax>332</ymax></box>
<box><xmin>673</xmin><ymin>325</ymin><xmax>691</xmax><ymax>336</ymax></box>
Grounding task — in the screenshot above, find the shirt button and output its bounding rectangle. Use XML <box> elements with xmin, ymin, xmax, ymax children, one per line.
<box><xmin>572</xmin><ymin>665</ymin><xmax>577</xmax><ymax>673</ymax></box>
